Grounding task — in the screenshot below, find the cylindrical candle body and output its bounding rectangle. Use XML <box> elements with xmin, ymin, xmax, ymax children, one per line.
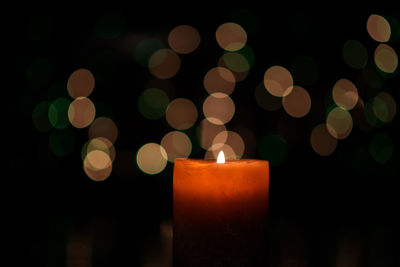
<box><xmin>173</xmin><ymin>159</ymin><xmax>269</xmax><ymax>267</ymax></box>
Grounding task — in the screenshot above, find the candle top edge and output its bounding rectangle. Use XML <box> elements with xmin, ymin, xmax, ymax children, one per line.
<box><xmin>174</xmin><ymin>158</ymin><xmax>269</xmax><ymax>165</ymax></box>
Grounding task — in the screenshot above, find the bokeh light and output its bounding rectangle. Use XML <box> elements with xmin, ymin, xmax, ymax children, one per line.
<box><xmin>134</xmin><ymin>38</ymin><xmax>165</xmax><ymax>67</ymax></box>
<box><xmin>220</xmin><ymin>52</ymin><xmax>250</xmax><ymax>73</ymax></box>
<box><xmin>258</xmin><ymin>134</ymin><xmax>288</xmax><ymax>166</ymax></box>
<box><xmin>332</xmin><ymin>79</ymin><xmax>359</xmax><ymax>110</ymax></box>
<box><xmin>351</xmin><ymin>98</ymin><xmax>373</xmax><ymax>132</ymax></box>
<box><xmin>204</xmin><ymin>143</ymin><xmax>236</xmax><ymax>160</ymax></box>
<box><xmin>369</xmin><ymin>133</ymin><xmax>394</xmax><ymax>163</ymax></box>
<box><xmin>161</xmin><ymin>131</ymin><xmax>192</xmax><ymax>162</ymax></box>
<box><xmin>49</xmin><ymin>128</ymin><xmax>75</xmax><ymax>157</ymax></box>
<box><xmin>137</xmin><ymin>88</ymin><xmax>170</xmax><ymax>120</ymax></box>
<box><xmin>282</xmin><ymin>85</ymin><xmax>311</xmax><ymax>118</ymax></box>
<box><xmin>83</xmin><ymin>150</ymin><xmax>112</xmax><ymax>182</ymax></box>
<box><xmin>68</xmin><ymin>97</ymin><xmax>96</xmax><ymax>128</ymax></box>
<box><xmin>255</xmin><ymin>82</ymin><xmax>282</xmax><ymax>111</ymax></box>
<box><xmin>148</xmin><ymin>48</ymin><xmax>181</xmax><ymax>79</ymax></box>
<box><xmin>168</xmin><ymin>25</ymin><xmax>201</xmax><ymax>54</ymax></box>
<box><xmin>326</xmin><ymin>107</ymin><xmax>353</xmax><ymax>139</ymax></box>
<box><xmin>367</xmin><ymin>14</ymin><xmax>391</xmax><ymax>42</ymax></box>
<box><xmin>215</xmin><ymin>22</ymin><xmax>247</xmax><ymax>51</ymax></box>
<box><xmin>67</xmin><ymin>69</ymin><xmax>95</xmax><ymax>99</ymax></box>
<box><xmin>197</xmin><ymin>119</ymin><xmax>227</xmax><ymax>149</ymax></box>
<box><xmin>136</xmin><ymin>143</ymin><xmax>168</xmax><ymax>175</ymax></box>
<box><xmin>203</xmin><ymin>67</ymin><xmax>236</xmax><ymax>95</ymax></box>
<box><xmin>88</xmin><ymin>117</ymin><xmax>118</xmax><ymax>144</ymax></box>
<box><xmin>374</xmin><ymin>44</ymin><xmax>398</xmax><ymax>73</ymax></box>
<box><xmin>290</xmin><ymin>55</ymin><xmax>319</xmax><ymax>86</ymax></box>
<box><xmin>166</xmin><ymin>98</ymin><xmax>198</xmax><ymax>130</ymax></box>
<box><xmin>48</xmin><ymin>97</ymin><xmax>71</xmax><ymax>129</ymax></box>
<box><xmin>372</xmin><ymin>92</ymin><xmax>397</xmax><ymax>123</ymax></box>
<box><xmin>342</xmin><ymin>40</ymin><xmax>368</xmax><ymax>69</ymax></box>
<box><xmin>364</xmin><ymin>97</ymin><xmax>384</xmax><ymax>127</ymax></box>
<box><xmin>203</xmin><ymin>93</ymin><xmax>235</xmax><ymax>125</ymax></box>
<box><xmin>264</xmin><ymin>65</ymin><xmax>294</xmax><ymax>97</ymax></box>
<box><xmin>310</xmin><ymin>124</ymin><xmax>338</xmax><ymax>156</ymax></box>
<box><xmin>32</xmin><ymin>101</ymin><xmax>53</xmax><ymax>132</ymax></box>
<box><xmin>210</xmin><ymin>130</ymin><xmax>245</xmax><ymax>159</ymax></box>
<box><xmin>82</xmin><ymin>137</ymin><xmax>116</xmax><ymax>163</ymax></box>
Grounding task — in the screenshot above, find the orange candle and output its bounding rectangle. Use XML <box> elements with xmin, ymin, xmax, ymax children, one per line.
<box><xmin>173</xmin><ymin>152</ymin><xmax>269</xmax><ymax>266</ymax></box>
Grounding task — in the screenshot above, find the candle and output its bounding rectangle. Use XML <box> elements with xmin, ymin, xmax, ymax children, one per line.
<box><xmin>173</xmin><ymin>151</ymin><xmax>269</xmax><ymax>266</ymax></box>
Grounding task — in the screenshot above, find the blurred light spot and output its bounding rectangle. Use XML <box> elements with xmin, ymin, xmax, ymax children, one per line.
<box><xmin>48</xmin><ymin>98</ymin><xmax>71</xmax><ymax>129</ymax></box>
<box><xmin>203</xmin><ymin>93</ymin><xmax>235</xmax><ymax>125</ymax></box>
<box><xmin>82</xmin><ymin>137</ymin><xmax>116</xmax><ymax>163</ymax></box>
<box><xmin>161</xmin><ymin>131</ymin><xmax>192</xmax><ymax>162</ymax></box>
<box><xmin>138</xmin><ymin>88</ymin><xmax>170</xmax><ymax>120</ymax></box>
<box><xmin>85</xmin><ymin>150</ymin><xmax>112</xmax><ymax>171</ymax></box>
<box><xmin>351</xmin><ymin>98</ymin><xmax>373</xmax><ymax>132</ymax></box>
<box><xmin>84</xmin><ymin>156</ymin><xmax>112</xmax><ymax>181</ymax></box>
<box><xmin>343</xmin><ymin>40</ymin><xmax>368</xmax><ymax>69</ymax></box>
<box><xmin>374</xmin><ymin>44</ymin><xmax>398</xmax><ymax>73</ymax></box>
<box><xmin>373</xmin><ymin>92</ymin><xmax>396</xmax><ymax>123</ymax></box>
<box><xmin>215</xmin><ymin>22</ymin><xmax>247</xmax><ymax>51</ymax></box>
<box><xmin>49</xmin><ymin>128</ymin><xmax>75</xmax><ymax>157</ymax></box>
<box><xmin>96</xmin><ymin>11</ymin><xmax>125</xmax><ymax>39</ymax></box>
<box><xmin>290</xmin><ymin>55</ymin><xmax>319</xmax><ymax>85</ymax></box>
<box><xmin>197</xmin><ymin>119</ymin><xmax>227</xmax><ymax>149</ymax></box>
<box><xmin>27</xmin><ymin>13</ymin><xmax>52</xmax><ymax>40</ymax></box>
<box><xmin>264</xmin><ymin>66</ymin><xmax>294</xmax><ymax>97</ymax></box>
<box><xmin>205</xmin><ymin>143</ymin><xmax>236</xmax><ymax>160</ymax></box>
<box><xmin>367</xmin><ymin>14</ymin><xmax>391</xmax><ymax>42</ymax></box>
<box><xmin>326</xmin><ymin>107</ymin><xmax>353</xmax><ymax>139</ymax></box>
<box><xmin>282</xmin><ymin>85</ymin><xmax>311</xmax><ymax>118</ymax></box>
<box><xmin>258</xmin><ymin>134</ymin><xmax>287</xmax><ymax>166</ymax></box>
<box><xmin>67</xmin><ymin>69</ymin><xmax>95</xmax><ymax>99</ymax></box>
<box><xmin>88</xmin><ymin>117</ymin><xmax>118</xmax><ymax>144</ymax></box>
<box><xmin>168</xmin><ymin>25</ymin><xmax>200</xmax><ymax>54</ymax></box>
<box><xmin>203</xmin><ymin>67</ymin><xmax>236</xmax><ymax>95</ymax></box>
<box><xmin>68</xmin><ymin>97</ymin><xmax>96</xmax><ymax>128</ymax></box>
<box><xmin>27</xmin><ymin>58</ymin><xmax>52</xmax><ymax>88</ymax></box>
<box><xmin>364</xmin><ymin>97</ymin><xmax>384</xmax><ymax>127</ymax></box>
<box><xmin>134</xmin><ymin>38</ymin><xmax>165</xmax><ymax>68</ymax></box>
<box><xmin>210</xmin><ymin>130</ymin><xmax>245</xmax><ymax>159</ymax></box>
<box><xmin>137</xmin><ymin>143</ymin><xmax>168</xmax><ymax>175</ymax></box>
<box><xmin>221</xmin><ymin>52</ymin><xmax>250</xmax><ymax>73</ymax></box>
<box><xmin>310</xmin><ymin>124</ymin><xmax>337</xmax><ymax>156</ymax></box>
<box><xmin>332</xmin><ymin>79</ymin><xmax>359</xmax><ymax>110</ymax></box>
<box><xmin>32</xmin><ymin>101</ymin><xmax>52</xmax><ymax>132</ymax></box>
<box><xmin>255</xmin><ymin>82</ymin><xmax>282</xmax><ymax>111</ymax></box>
<box><xmin>369</xmin><ymin>133</ymin><xmax>394</xmax><ymax>163</ymax></box>
<box><xmin>229</xmin><ymin>9</ymin><xmax>260</xmax><ymax>37</ymax></box>
<box><xmin>149</xmin><ymin>48</ymin><xmax>181</xmax><ymax>79</ymax></box>
<box><xmin>166</xmin><ymin>98</ymin><xmax>198</xmax><ymax>130</ymax></box>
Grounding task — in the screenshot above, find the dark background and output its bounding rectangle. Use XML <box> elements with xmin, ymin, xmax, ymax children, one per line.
<box><xmin>7</xmin><ymin>5</ymin><xmax>400</xmax><ymax>267</ymax></box>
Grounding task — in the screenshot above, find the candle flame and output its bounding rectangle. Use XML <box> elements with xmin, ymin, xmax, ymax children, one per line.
<box><xmin>217</xmin><ymin>151</ymin><xmax>225</xmax><ymax>163</ymax></box>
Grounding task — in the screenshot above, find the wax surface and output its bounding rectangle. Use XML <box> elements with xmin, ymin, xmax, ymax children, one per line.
<box><xmin>173</xmin><ymin>159</ymin><xmax>269</xmax><ymax>267</ymax></box>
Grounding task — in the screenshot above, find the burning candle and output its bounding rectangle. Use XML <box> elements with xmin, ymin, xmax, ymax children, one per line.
<box><xmin>173</xmin><ymin>151</ymin><xmax>269</xmax><ymax>266</ymax></box>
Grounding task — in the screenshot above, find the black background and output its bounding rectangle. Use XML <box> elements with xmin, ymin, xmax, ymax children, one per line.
<box><xmin>6</xmin><ymin>5</ymin><xmax>400</xmax><ymax>267</ymax></box>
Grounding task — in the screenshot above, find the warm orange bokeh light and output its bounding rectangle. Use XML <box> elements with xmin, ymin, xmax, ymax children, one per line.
<box><xmin>67</xmin><ymin>68</ymin><xmax>95</xmax><ymax>99</ymax></box>
<box><xmin>203</xmin><ymin>93</ymin><xmax>235</xmax><ymax>125</ymax></box>
<box><xmin>149</xmin><ymin>49</ymin><xmax>181</xmax><ymax>79</ymax></box>
<box><xmin>326</xmin><ymin>107</ymin><xmax>353</xmax><ymax>139</ymax></box>
<box><xmin>310</xmin><ymin>124</ymin><xmax>338</xmax><ymax>156</ymax></box>
<box><xmin>166</xmin><ymin>98</ymin><xmax>198</xmax><ymax>130</ymax></box>
<box><xmin>198</xmin><ymin>119</ymin><xmax>227</xmax><ymax>149</ymax></box>
<box><xmin>332</xmin><ymin>79</ymin><xmax>359</xmax><ymax>110</ymax></box>
<box><xmin>367</xmin><ymin>14</ymin><xmax>391</xmax><ymax>42</ymax></box>
<box><xmin>161</xmin><ymin>131</ymin><xmax>192</xmax><ymax>162</ymax></box>
<box><xmin>374</xmin><ymin>44</ymin><xmax>398</xmax><ymax>73</ymax></box>
<box><xmin>215</xmin><ymin>22</ymin><xmax>247</xmax><ymax>51</ymax></box>
<box><xmin>264</xmin><ymin>66</ymin><xmax>294</xmax><ymax>97</ymax></box>
<box><xmin>282</xmin><ymin>85</ymin><xmax>311</xmax><ymax>118</ymax></box>
<box><xmin>203</xmin><ymin>67</ymin><xmax>236</xmax><ymax>95</ymax></box>
<box><xmin>88</xmin><ymin>117</ymin><xmax>118</xmax><ymax>144</ymax></box>
<box><xmin>68</xmin><ymin>97</ymin><xmax>96</xmax><ymax>128</ymax></box>
<box><xmin>168</xmin><ymin>25</ymin><xmax>201</xmax><ymax>54</ymax></box>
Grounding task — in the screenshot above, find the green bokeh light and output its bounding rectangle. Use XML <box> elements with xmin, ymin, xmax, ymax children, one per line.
<box><xmin>134</xmin><ymin>38</ymin><xmax>165</xmax><ymax>68</ymax></box>
<box><xmin>222</xmin><ymin>52</ymin><xmax>250</xmax><ymax>73</ymax></box>
<box><xmin>343</xmin><ymin>40</ymin><xmax>368</xmax><ymax>69</ymax></box>
<box><xmin>258</xmin><ymin>134</ymin><xmax>288</xmax><ymax>166</ymax></box>
<box><xmin>372</xmin><ymin>97</ymin><xmax>389</xmax><ymax>123</ymax></box>
<box><xmin>27</xmin><ymin>58</ymin><xmax>52</xmax><ymax>88</ymax></box>
<box><xmin>290</xmin><ymin>54</ymin><xmax>319</xmax><ymax>86</ymax></box>
<box><xmin>364</xmin><ymin>98</ymin><xmax>384</xmax><ymax>128</ymax></box>
<box><xmin>32</xmin><ymin>101</ymin><xmax>53</xmax><ymax>132</ymax></box>
<box><xmin>369</xmin><ymin>133</ymin><xmax>394</xmax><ymax>163</ymax></box>
<box><xmin>137</xmin><ymin>88</ymin><xmax>170</xmax><ymax>120</ymax></box>
<box><xmin>96</xmin><ymin>11</ymin><xmax>125</xmax><ymax>39</ymax></box>
<box><xmin>49</xmin><ymin>128</ymin><xmax>76</xmax><ymax>157</ymax></box>
<box><xmin>48</xmin><ymin>98</ymin><xmax>71</xmax><ymax>129</ymax></box>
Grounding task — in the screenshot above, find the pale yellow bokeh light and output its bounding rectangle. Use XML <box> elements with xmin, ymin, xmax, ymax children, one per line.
<box><xmin>215</xmin><ymin>22</ymin><xmax>247</xmax><ymax>51</ymax></box>
<box><xmin>161</xmin><ymin>131</ymin><xmax>192</xmax><ymax>162</ymax></box>
<box><xmin>374</xmin><ymin>44</ymin><xmax>398</xmax><ymax>73</ymax></box>
<box><xmin>203</xmin><ymin>67</ymin><xmax>236</xmax><ymax>95</ymax></box>
<box><xmin>332</xmin><ymin>79</ymin><xmax>359</xmax><ymax>110</ymax></box>
<box><xmin>166</xmin><ymin>98</ymin><xmax>198</xmax><ymax>130</ymax></box>
<box><xmin>210</xmin><ymin>130</ymin><xmax>245</xmax><ymax>159</ymax></box>
<box><xmin>168</xmin><ymin>25</ymin><xmax>200</xmax><ymax>54</ymax></box>
<box><xmin>310</xmin><ymin>124</ymin><xmax>338</xmax><ymax>156</ymax></box>
<box><xmin>198</xmin><ymin>119</ymin><xmax>227</xmax><ymax>149</ymax></box>
<box><xmin>326</xmin><ymin>107</ymin><xmax>353</xmax><ymax>139</ymax></box>
<box><xmin>203</xmin><ymin>93</ymin><xmax>235</xmax><ymax>125</ymax></box>
<box><xmin>83</xmin><ymin>159</ymin><xmax>112</xmax><ymax>182</ymax></box>
<box><xmin>204</xmin><ymin>143</ymin><xmax>236</xmax><ymax>160</ymax></box>
<box><xmin>88</xmin><ymin>117</ymin><xmax>118</xmax><ymax>144</ymax></box>
<box><xmin>86</xmin><ymin>137</ymin><xmax>116</xmax><ymax>162</ymax></box>
<box><xmin>136</xmin><ymin>143</ymin><xmax>168</xmax><ymax>175</ymax></box>
<box><xmin>367</xmin><ymin>14</ymin><xmax>391</xmax><ymax>42</ymax></box>
<box><xmin>68</xmin><ymin>97</ymin><xmax>96</xmax><ymax>128</ymax></box>
<box><xmin>149</xmin><ymin>48</ymin><xmax>181</xmax><ymax>79</ymax></box>
<box><xmin>264</xmin><ymin>66</ymin><xmax>294</xmax><ymax>97</ymax></box>
<box><xmin>282</xmin><ymin>85</ymin><xmax>311</xmax><ymax>118</ymax></box>
<box><xmin>67</xmin><ymin>68</ymin><xmax>95</xmax><ymax>99</ymax></box>
<box><xmin>85</xmin><ymin>150</ymin><xmax>112</xmax><ymax>171</ymax></box>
